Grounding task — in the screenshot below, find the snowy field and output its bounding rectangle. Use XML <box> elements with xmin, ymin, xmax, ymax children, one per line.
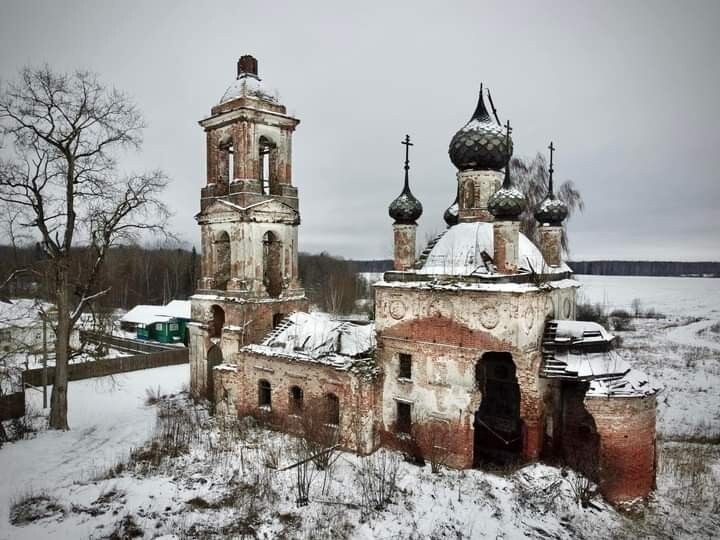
<box><xmin>0</xmin><ymin>275</ymin><xmax>718</xmax><ymax>538</ymax></box>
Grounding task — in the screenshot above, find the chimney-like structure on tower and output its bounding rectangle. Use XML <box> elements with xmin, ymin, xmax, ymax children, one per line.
<box><xmin>488</xmin><ymin>121</ymin><xmax>526</xmax><ymax>273</ymax></box>
<box><xmin>534</xmin><ymin>142</ymin><xmax>568</xmax><ymax>267</ymax></box>
<box><xmin>389</xmin><ymin>135</ymin><xmax>423</xmax><ymax>271</ymax></box>
<box><xmin>237</xmin><ymin>55</ymin><xmax>258</xmax><ymax>78</ymax></box>
<box><xmin>448</xmin><ymin>85</ymin><xmax>512</xmax><ymax>223</ymax></box>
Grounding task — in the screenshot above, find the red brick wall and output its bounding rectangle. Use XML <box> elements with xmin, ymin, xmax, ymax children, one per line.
<box><xmin>585</xmin><ymin>395</ymin><xmax>657</xmax><ymax>503</ymax></box>
<box><xmin>215</xmin><ymin>350</ymin><xmax>381</xmax><ymax>454</ymax></box>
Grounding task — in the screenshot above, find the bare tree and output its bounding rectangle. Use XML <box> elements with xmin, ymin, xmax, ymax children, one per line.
<box><xmin>0</xmin><ymin>66</ymin><xmax>169</xmax><ymax>429</ymax></box>
<box><xmin>511</xmin><ymin>154</ymin><xmax>584</xmax><ymax>254</ymax></box>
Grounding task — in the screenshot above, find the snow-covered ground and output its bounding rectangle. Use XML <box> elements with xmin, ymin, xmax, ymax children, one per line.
<box><xmin>1</xmin><ymin>275</ymin><xmax>719</xmax><ymax>538</ymax></box>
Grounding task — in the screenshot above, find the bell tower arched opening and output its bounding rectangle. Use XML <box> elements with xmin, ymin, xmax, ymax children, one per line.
<box><xmin>208</xmin><ymin>305</ymin><xmax>225</xmax><ymax>338</ymax></box>
<box><xmin>263</xmin><ymin>231</ymin><xmax>282</xmax><ymax>298</ymax></box>
<box><xmin>474</xmin><ymin>351</ymin><xmax>522</xmax><ymax>466</ymax></box>
<box><xmin>258</xmin><ymin>136</ymin><xmax>277</xmax><ymax>195</ymax></box>
<box><xmin>213</xmin><ymin>231</ymin><xmax>231</xmax><ymax>290</ymax></box>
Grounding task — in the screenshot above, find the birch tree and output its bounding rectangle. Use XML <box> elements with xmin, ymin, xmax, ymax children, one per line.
<box><xmin>0</xmin><ymin>66</ymin><xmax>169</xmax><ymax>429</ymax></box>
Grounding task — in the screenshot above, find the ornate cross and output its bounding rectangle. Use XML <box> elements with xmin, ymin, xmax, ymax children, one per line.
<box><xmin>548</xmin><ymin>141</ymin><xmax>555</xmax><ymax>194</ymax></box>
<box><xmin>402</xmin><ymin>134</ymin><xmax>413</xmax><ymax>172</ymax></box>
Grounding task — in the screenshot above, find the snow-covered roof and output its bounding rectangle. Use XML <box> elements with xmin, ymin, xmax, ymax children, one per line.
<box><xmin>120</xmin><ymin>305</ymin><xmax>172</xmax><ymax>326</ymax></box>
<box><xmin>0</xmin><ymin>298</ymin><xmax>50</xmax><ymax>329</ymax></box>
<box><xmin>159</xmin><ymin>300</ymin><xmax>191</xmax><ymax>320</ymax></box>
<box><xmin>416</xmin><ymin>222</ymin><xmax>570</xmax><ymax>276</ymax></box>
<box><xmin>219</xmin><ymin>73</ymin><xmax>279</xmax><ymax>105</ymax></box>
<box><xmin>244</xmin><ymin>312</ymin><xmax>376</xmax><ymax>373</ymax></box>
<box><xmin>541</xmin><ymin>319</ymin><xmax>660</xmax><ymax>397</ymax></box>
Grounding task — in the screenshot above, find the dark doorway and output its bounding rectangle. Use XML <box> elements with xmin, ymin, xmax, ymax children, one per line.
<box><xmin>560</xmin><ymin>382</ymin><xmax>600</xmax><ymax>480</ymax></box>
<box><xmin>474</xmin><ymin>352</ymin><xmax>522</xmax><ymax>466</ymax></box>
<box><xmin>289</xmin><ymin>385</ymin><xmax>303</xmax><ymax>414</ymax></box>
<box><xmin>206</xmin><ymin>345</ymin><xmax>223</xmax><ymax>401</ymax></box>
<box><xmin>396</xmin><ymin>401</ymin><xmax>412</xmax><ymax>434</ymax></box>
<box><xmin>263</xmin><ymin>231</ymin><xmax>282</xmax><ymax>298</ymax></box>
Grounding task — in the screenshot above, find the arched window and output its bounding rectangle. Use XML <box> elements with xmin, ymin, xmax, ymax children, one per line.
<box><xmin>258</xmin><ymin>136</ymin><xmax>277</xmax><ymax>195</ymax></box>
<box><xmin>208</xmin><ymin>305</ymin><xmax>225</xmax><ymax>338</ymax></box>
<box><xmin>324</xmin><ymin>393</ymin><xmax>340</xmax><ymax>426</ymax></box>
<box><xmin>258</xmin><ymin>379</ymin><xmax>272</xmax><ymax>408</ymax></box>
<box><xmin>289</xmin><ymin>386</ymin><xmax>303</xmax><ymax>414</ymax></box>
<box><xmin>213</xmin><ymin>230</ymin><xmax>231</xmax><ymax>290</ymax></box>
<box><xmin>263</xmin><ymin>231</ymin><xmax>282</xmax><ymax>298</ymax></box>
<box><xmin>218</xmin><ymin>137</ymin><xmax>233</xmax><ymax>185</ymax></box>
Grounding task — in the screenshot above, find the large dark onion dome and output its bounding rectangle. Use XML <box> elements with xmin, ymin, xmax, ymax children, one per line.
<box><xmin>449</xmin><ymin>84</ymin><xmax>513</xmax><ymax>171</ymax></box>
<box><xmin>488</xmin><ymin>122</ymin><xmax>526</xmax><ymax>220</ymax></box>
<box><xmin>389</xmin><ymin>135</ymin><xmax>423</xmax><ymax>224</ymax></box>
<box><xmin>534</xmin><ymin>142</ymin><xmax>569</xmax><ymax>226</ymax></box>
<box><xmin>443</xmin><ymin>187</ymin><xmax>459</xmax><ymax>227</ymax></box>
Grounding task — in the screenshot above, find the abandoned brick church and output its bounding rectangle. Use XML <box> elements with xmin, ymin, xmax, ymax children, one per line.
<box><xmin>188</xmin><ymin>56</ymin><xmax>659</xmax><ymax>504</ymax></box>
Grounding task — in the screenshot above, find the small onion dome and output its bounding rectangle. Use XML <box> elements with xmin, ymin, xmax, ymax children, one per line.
<box><xmin>448</xmin><ymin>85</ymin><xmax>513</xmax><ymax>172</ymax></box>
<box><xmin>535</xmin><ymin>196</ymin><xmax>568</xmax><ymax>226</ymax></box>
<box><xmin>534</xmin><ymin>142</ymin><xmax>568</xmax><ymax>226</ymax></box>
<box><xmin>489</xmin><ymin>124</ymin><xmax>525</xmax><ymax>220</ymax></box>
<box><xmin>389</xmin><ymin>184</ymin><xmax>423</xmax><ymax>224</ymax></box>
<box><xmin>443</xmin><ymin>192</ymin><xmax>459</xmax><ymax>227</ymax></box>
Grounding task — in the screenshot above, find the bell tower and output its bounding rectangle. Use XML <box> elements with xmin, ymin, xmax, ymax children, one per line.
<box><xmin>189</xmin><ymin>55</ymin><xmax>308</xmax><ymax>399</ymax></box>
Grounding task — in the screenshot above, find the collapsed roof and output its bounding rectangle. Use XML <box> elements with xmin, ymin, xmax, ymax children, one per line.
<box><xmin>541</xmin><ymin>320</ymin><xmax>660</xmax><ymax>397</ymax></box>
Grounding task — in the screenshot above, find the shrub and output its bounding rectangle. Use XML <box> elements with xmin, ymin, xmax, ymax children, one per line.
<box><xmin>576</xmin><ymin>303</ymin><xmax>608</xmax><ymax>327</ymax></box>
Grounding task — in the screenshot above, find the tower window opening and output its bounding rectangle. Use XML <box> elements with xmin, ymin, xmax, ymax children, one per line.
<box><xmin>258</xmin><ymin>136</ymin><xmax>276</xmax><ymax>195</ymax></box>
<box><xmin>228</xmin><ymin>145</ymin><xmax>234</xmax><ymax>182</ymax></box>
<box><xmin>261</xmin><ymin>148</ymin><xmax>270</xmax><ymax>194</ymax></box>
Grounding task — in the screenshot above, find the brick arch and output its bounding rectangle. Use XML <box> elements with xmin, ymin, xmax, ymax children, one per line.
<box><xmin>383</xmin><ymin>316</ymin><xmax>513</xmax><ymax>351</ymax></box>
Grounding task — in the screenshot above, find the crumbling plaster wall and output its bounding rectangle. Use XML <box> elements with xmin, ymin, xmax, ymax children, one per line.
<box><xmin>214</xmin><ymin>350</ymin><xmax>381</xmax><ymax>454</ymax></box>
<box><xmin>375</xmin><ymin>282</ymin><xmax>577</xmax><ymax>465</ymax></box>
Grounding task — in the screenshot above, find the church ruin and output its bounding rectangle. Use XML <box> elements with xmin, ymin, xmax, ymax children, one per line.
<box><xmin>189</xmin><ymin>55</ymin><xmax>659</xmax><ymax>504</ymax></box>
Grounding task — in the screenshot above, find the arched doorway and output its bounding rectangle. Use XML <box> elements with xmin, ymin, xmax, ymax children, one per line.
<box><xmin>474</xmin><ymin>352</ymin><xmax>522</xmax><ymax>466</ymax></box>
<box><xmin>206</xmin><ymin>345</ymin><xmax>223</xmax><ymax>401</ymax></box>
<box><xmin>213</xmin><ymin>231</ymin><xmax>231</xmax><ymax>290</ymax></box>
<box><xmin>263</xmin><ymin>231</ymin><xmax>282</xmax><ymax>298</ymax></box>
<box><xmin>208</xmin><ymin>305</ymin><xmax>225</xmax><ymax>338</ymax></box>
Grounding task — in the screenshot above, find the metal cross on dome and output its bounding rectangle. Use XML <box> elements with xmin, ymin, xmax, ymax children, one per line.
<box><xmin>548</xmin><ymin>141</ymin><xmax>556</xmax><ymax>194</ymax></box>
<box><xmin>401</xmin><ymin>134</ymin><xmax>413</xmax><ymax>172</ymax></box>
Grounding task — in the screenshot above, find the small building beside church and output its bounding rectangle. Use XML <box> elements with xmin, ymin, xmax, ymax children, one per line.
<box><xmin>191</xmin><ymin>56</ymin><xmax>659</xmax><ymax>504</ymax></box>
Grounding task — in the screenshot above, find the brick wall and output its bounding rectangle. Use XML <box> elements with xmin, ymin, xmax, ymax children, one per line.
<box><xmin>214</xmin><ymin>350</ymin><xmax>381</xmax><ymax>454</ymax></box>
<box><xmin>585</xmin><ymin>394</ymin><xmax>657</xmax><ymax>503</ymax></box>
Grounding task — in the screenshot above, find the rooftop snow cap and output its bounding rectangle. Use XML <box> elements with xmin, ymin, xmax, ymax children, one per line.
<box><xmin>448</xmin><ymin>84</ymin><xmax>512</xmax><ymax>172</ymax></box>
<box><xmin>389</xmin><ymin>135</ymin><xmax>423</xmax><ymax>224</ymax></box>
<box><xmin>534</xmin><ymin>141</ymin><xmax>569</xmax><ymax>226</ymax></box>
<box><xmin>488</xmin><ymin>121</ymin><xmax>526</xmax><ymax>220</ymax></box>
<box><xmin>219</xmin><ymin>54</ymin><xmax>278</xmax><ymax>104</ymax></box>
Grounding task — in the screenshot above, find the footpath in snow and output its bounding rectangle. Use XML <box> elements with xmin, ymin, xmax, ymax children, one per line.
<box><xmin>0</xmin><ymin>364</ymin><xmax>189</xmax><ymax>540</ymax></box>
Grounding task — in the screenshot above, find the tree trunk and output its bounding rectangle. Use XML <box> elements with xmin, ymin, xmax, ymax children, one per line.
<box><xmin>48</xmin><ymin>269</ymin><xmax>71</xmax><ymax>430</ymax></box>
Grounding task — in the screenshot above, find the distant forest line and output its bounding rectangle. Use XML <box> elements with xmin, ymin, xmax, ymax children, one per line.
<box><xmin>350</xmin><ymin>259</ymin><xmax>720</xmax><ymax>277</ymax></box>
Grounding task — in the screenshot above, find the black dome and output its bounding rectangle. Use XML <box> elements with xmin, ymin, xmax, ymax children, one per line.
<box><xmin>488</xmin><ymin>126</ymin><xmax>525</xmax><ymax>220</ymax></box>
<box><xmin>443</xmin><ymin>192</ymin><xmax>459</xmax><ymax>227</ymax></box>
<box><xmin>389</xmin><ymin>186</ymin><xmax>423</xmax><ymax>224</ymax></box>
<box><xmin>449</xmin><ymin>87</ymin><xmax>512</xmax><ymax>172</ymax></box>
<box><xmin>535</xmin><ymin>196</ymin><xmax>568</xmax><ymax>226</ymax></box>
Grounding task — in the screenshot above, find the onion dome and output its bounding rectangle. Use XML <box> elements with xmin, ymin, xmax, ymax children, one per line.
<box><xmin>488</xmin><ymin>121</ymin><xmax>526</xmax><ymax>220</ymax></box>
<box><xmin>389</xmin><ymin>135</ymin><xmax>423</xmax><ymax>224</ymax></box>
<box><xmin>534</xmin><ymin>142</ymin><xmax>569</xmax><ymax>226</ymax></box>
<box><xmin>443</xmin><ymin>189</ymin><xmax>459</xmax><ymax>227</ymax></box>
<box><xmin>220</xmin><ymin>55</ymin><xmax>279</xmax><ymax>104</ymax></box>
<box><xmin>448</xmin><ymin>84</ymin><xmax>513</xmax><ymax>172</ymax></box>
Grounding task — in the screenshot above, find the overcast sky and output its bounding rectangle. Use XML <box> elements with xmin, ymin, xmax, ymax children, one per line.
<box><xmin>1</xmin><ymin>0</ymin><xmax>718</xmax><ymax>261</ymax></box>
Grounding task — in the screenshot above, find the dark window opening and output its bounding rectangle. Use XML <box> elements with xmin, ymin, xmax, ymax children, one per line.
<box><xmin>399</xmin><ymin>353</ymin><xmax>412</xmax><ymax>379</ymax></box>
<box><xmin>396</xmin><ymin>401</ymin><xmax>412</xmax><ymax>434</ymax></box>
<box><xmin>258</xmin><ymin>136</ymin><xmax>277</xmax><ymax>196</ymax></box>
<box><xmin>324</xmin><ymin>393</ymin><xmax>340</xmax><ymax>425</ymax></box>
<box><xmin>289</xmin><ymin>386</ymin><xmax>303</xmax><ymax>414</ymax></box>
<box><xmin>258</xmin><ymin>379</ymin><xmax>272</xmax><ymax>408</ymax></box>
<box><xmin>208</xmin><ymin>305</ymin><xmax>225</xmax><ymax>338</ymax></box>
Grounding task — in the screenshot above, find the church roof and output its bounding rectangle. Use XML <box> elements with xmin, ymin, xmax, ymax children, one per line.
<box><xmin>219</xmin><ymin>74</ymin><xmax>279</xmax><ymax>105</ymax></box>
<box><xmin>243</xmin><ymin>312</ymin><xmax>377</xmax><ymax>375</ymax></box>
<box><xmin>416</xmin><ymin>222</ymin><xmax>570</xmax><ymax>276</ymax></box>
